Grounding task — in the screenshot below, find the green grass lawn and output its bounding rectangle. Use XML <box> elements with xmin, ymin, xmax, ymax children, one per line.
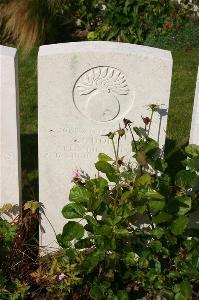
<box><xmin>18</xmin><ymin>46</ymin><xmax>199</xmax><ymax>197</ymax></box>
<box><xmin>18</xmin><ymin>48</ymin><xmax>38</xmax><ymax>199</ymax></box>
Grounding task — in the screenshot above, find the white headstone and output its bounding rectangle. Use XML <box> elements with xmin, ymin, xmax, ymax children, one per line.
<box><xmin>0</xmin><ymin>45</ymin><xmax>21</xmax><ymax>208</ymax></box>
<box><xmin>38</xmin><ymin>41</ymin><xmax>173</xmax><ymax>249</ymax></box>
<box><xmin>189</xmin><ymin>67</ymin><xmax>199</xmax><ymax>229</ymax></box>
<box><xmin>189</xmin><ymin>67</ymin><xmax>199</xmax><ymax>145</ymax></box>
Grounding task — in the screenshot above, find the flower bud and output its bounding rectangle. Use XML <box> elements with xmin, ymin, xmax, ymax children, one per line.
<box><xmin>142</xmin><ymin>116</ymin><xmax>151</xmax><ymax>125</ymax></box>
<box><xmin>147</xmin><ymin>104</ymin><xmax>160</xmax><ymax>111</ymax></box>
<box><xmin>123</xmin><ymin>118</ymin><xmax>132</xmax><ymax>128</ymax></box>
<box><xmin>117</xmin><ymin>128</ymin><xmax>125</xmax><ymax>137</ymax></box>
<box><xmin>107</xmin><ymin>132</ymin><xmax>115</xmax><ymax>140</ymax></box>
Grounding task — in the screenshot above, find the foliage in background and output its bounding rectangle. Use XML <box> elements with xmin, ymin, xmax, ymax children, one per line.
<box><xmin>88</xmin><ymin>0</ymin><xmax>174</xmax><ymax>42</ymax></box>
<box><xmin>144</xmin><ymin>19</ymin><xmax>199</xmax><ymax>50</ymax></box>
<box><xmin>0</xmin><ymin>0</ymin><xmax>198</xmax><ymax>49</ymax></box>
<box><xmin>86</xmin><ymin>0</ymin><xmax>199</xmax><ymax>44</ymax></box>
<box><xmin>33</xmin><ymin>108</ymin><xmax>199</xmax><ymax>299</ymax></box>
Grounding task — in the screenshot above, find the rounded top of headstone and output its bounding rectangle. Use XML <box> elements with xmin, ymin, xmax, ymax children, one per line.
<box><xmin>39</xmin><ymin>41</ymin><xmax>172</xmax><ymax>62</ymax></box>
<box><xmin>0</xmin><ymin>45</ymin><xmax>17</xmax><ymax>57</ymax></box>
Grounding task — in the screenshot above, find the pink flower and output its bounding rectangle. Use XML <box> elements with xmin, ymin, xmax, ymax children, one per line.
<box><xmin>58</xmin><ymin>273</ymin><xmax>66</xmax><ymax>281</ymax></box>
<box><xmin>72</xmin><ymin>169</ymin><xmax>80</xmax><ymax>179</ymax></box>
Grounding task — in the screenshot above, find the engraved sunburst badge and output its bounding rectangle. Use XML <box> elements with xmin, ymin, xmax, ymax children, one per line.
<box><xmin>73</xmin><ymin>66</ymin><xmax>133</xmax><ymax>122</ymax></box>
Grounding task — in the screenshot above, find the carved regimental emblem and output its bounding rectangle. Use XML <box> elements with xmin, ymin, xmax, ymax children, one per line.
<box><xmin>73</xmin><ymin>66</ymin><xmax>134</xmax><ymax>122</ymax></box>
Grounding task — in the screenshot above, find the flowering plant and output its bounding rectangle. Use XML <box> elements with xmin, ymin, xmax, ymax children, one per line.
<box><xmin>56</xmin><ymin>106</ymin><xmax>199</xmax><ymax>299</ymax></box>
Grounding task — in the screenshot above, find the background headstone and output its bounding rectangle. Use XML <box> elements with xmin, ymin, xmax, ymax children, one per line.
<box><xmin>0</xmin><ymin>45</ymin><xmax>21</xmax><ymax>209</ymax></box>
<box><xmin>189</xmin><ymin>66</ymin><xmax>199</xmax><ymax>145</ymax></box>
<box><xmin>189</xmin><ymin>66</ymin><xmax>199</xmax><ymax>229</ymax></box>
<box><xmin>38</xmin><ymin>41</ymin><xmax>173</xmax><ymax>249</ymax></box>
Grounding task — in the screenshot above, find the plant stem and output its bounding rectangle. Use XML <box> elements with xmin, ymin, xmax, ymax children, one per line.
<box><xmin>128</xmin><ymin>124</ymin><xmax>137</xmax><ymax>153</ymax></box>
<box><xmin>112</xmin><ymin>138</ymin><xmax>118</xmax><ymax>169</ymax></box>
<box><xmin>147</xmin><ymin>110</ymin><xmax>154</xmax><ymax>138</ymax></box>
<box><xmin>116</xmin><ymin>136</ymin><xmax>121</xmax><ymax>160</ymax></box>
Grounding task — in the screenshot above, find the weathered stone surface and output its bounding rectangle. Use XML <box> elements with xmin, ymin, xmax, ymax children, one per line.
<box><xmin>0</xmin><ymin>45</ymin><xmax>21</xmax><ymax>208</ymax></box>
<box><xmin>38</xmin><ymin>41</ymin><xmax>172</xmax><ymax>249</ymax></box>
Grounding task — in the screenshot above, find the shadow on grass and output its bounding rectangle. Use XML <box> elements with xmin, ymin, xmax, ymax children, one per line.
<box><xmin>20</xmin><ymin>133</ymin><xmax>38</xmax><ymax>202</ymax></box>
<box><xmin>165</xmin><ymin>138</ymin><xmax>187</xmax><ymax>179</ymax></box>
<box><xmin>20</xmin><ymin>133</ymin><xmax>39</xmax><ymax>261</ymax></box>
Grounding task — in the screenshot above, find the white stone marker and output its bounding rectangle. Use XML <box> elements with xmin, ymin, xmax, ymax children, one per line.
<box><xmin>190</xmin><ymin>67</ymin><xmax>199</xmax><ymax>145</ymax></box>
<box><xmin>0</xmin><ymin>45</ymin><xmax>21</xmax><ymax>208</ymax></box>
<box><xmin>189</xmin><ymin>67</ymin><xmax>199</xmax><ymax>229</ymax></box>
<box><xmin>38</xmin><ymin>41</ymin><xmax>172</xmax><ymax>249</ymax></box>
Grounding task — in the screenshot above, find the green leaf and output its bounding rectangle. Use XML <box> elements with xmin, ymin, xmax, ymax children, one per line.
<box><xmin>107</xmin><ymin>290</ymin><xmax>118</xmax><ymax>300</ymax></box>
<box><xmin>69</xmin><ymin>186</ymin><xmax>90</xmax><ymax>203</ymax></box>
<box><xmin>133</xmin><ymin>126</ymin><xmax>145</xmax><ymax>137</ymax></box>
<box><xmin>114</xmin><ymin>228</ymin><xmax>129</xmax><ymax>236</ymax></box>
<box><xmin>24</xmin><ymin>200</ymin><xmax>40</xmax><ymax>214</ymax></box>
<box><xmin>95</xmin><ymin>161</ymin><xmax>118</xmax><ymax>182</ymax></box>
<box><xmin>183</xmin><ymin>157</ymin><xmax>199</xmax><ymax>172</ymax></box>
<box><xmin>149</xmin><ymin>200</ymin><xmax>165</xmax><ymax>211</ymax></box>
<box><xmin>91</xmin><ymin>197</ymin><xmax>104</xmax><ymax>211</ymax></box>
<box><xmin>152</xmin><ymin>212</ymin><xmax>172</xmax><ymax>224</ymax></box>
<box><xmin>153</xmin><ymin>158</ymin><xmax>168</xmax><ymax>172</ymax></box>
<box><xmin>152</xmin><ymin>227</ymin><xmax>164</xmax><ymax>239</ymax></box>
<box><xmin>145</xmin><ymin>190</ymin><xmax>165</xmax><ymax>210</ymax></box>
<box><xmin>176</xmin><ymin>170</ymin><xmax>197</xmax><ymax>189</ymax></box>
<box><xmin>136</xmin><ymin>174</ymin><xmax>152</xmax><ymax>186</ymax></box>
<box><xmin>124</xmin><ymin>252</ymin><xmax>137</xmax><ymax>266</ymax></box>
<box><xmin>176</xmin><ymin>196</ymin><xmax>191</xmax><ymax>216</ymax></box>
<box><xmin>86</xmin><ymin>249</ymin><xmax>105</xmax><ymax>271</ymax></box>
<box><xmin>96</xmin><ymin>225</ymin><xmax>112</xmax><ymax>235</ymax></box>
<box><xmin>90</xmin><ymin>281</ymin><xmax>111</xmax><ymax>299</ymax></box>
<box><xmin>139</xmin><ymin>257</ymin><xmax>149</xmax><ymax>269</ymax></box>
<box><xmin>65</xmin><ymin>247</ymin><xmax>77</xmax><ymax>259</ymax></box>
<box><xmin>90</xmin><ymin>284</ymin><xmax>102</xmax><ymax>299</ymax></box>
<box><xmin>168</xmin><ymin>271</ymin><xmax>181</xmax><ymax>279</ymax></box>
<box><xmin>85</xmin><ymin>177</ymin><xmax>108</xmax><ymax>193</ymax></box>
<box><xmin>150</xmin><ymin>240</ymin><xmax>162</xmax><ymax>252</ymax></box>
<box><xmin>163</xmin><ymin>290</ymin><xmax>174</xmax><ymax>300</ymax></box>
<box><xmin>0</xmin><ymin>203</ymin><xmax>13</xmax><ymax>214</ymax></box>
<box><xmin>158</xmin><ymin>174</ymin><xmax>171</xmax><ymax>194</ymax></box>
<box><xmin>143</xmin><ymin>138</ymin><xmax>159</xmax><ymax>154</ymax></box>
<box><xmin>112</xmin><ymin>216</ymin><xmax>122</xmax><ymax>225</ymax></box>
<box><xmin>85</xmin><ymin>177</ymin><xmax>108</xmax><ymax>211</ymax></box>
<box><xmin>56</xmin><ymin>234</ymin><xmax>71</xmax><ymax>248</ymax></box>
<box><xmin>62</xmin><ymin>221</ymin><xmax>84</xmax><ymax>241</ymax></box>
<box><xmin>131</xmin><ymin>140</ymin><xmax>139</xmax><ymax>153</ymax></box>
<box><xmin>180</xmin><ymin>280</ymin><xmax>192</xmax><ymax>298</ymax></box>
<box><xmin>121</xmin><ymin>191</ymin><xmax>133</xmax><ymax>201</ymax></box>
<box><xmin>145</xmin><ymin>191</ymin><xmax>165</xmax><ymax>200</ymax></box>
<box><xmin>62</xmin><ymin>203</ymin><xmax>85</xmax><ymax>219</ymax></box>
<box><xmin>0</xmin><ymin>219</ymin><xmax>17</xmax><ymax>244</ymax></box>
<box><xmin>98</xmin><ymin>153</ymin><xmax>113</xmax><ymax>162</ymax></box>
<box><xmin>170</xmin><ymin>216</ymin><xmax>188</xmax><ymax>236</ymax></box>
<box><xmin>75</xmin><ymin>238</ymin><xmax>93</xmax><ymax>249</ymax></box>
<box><xmin>183</xmin><ymin>239</ymin><xmax>193</xmax><ymax>251</ymax></box>
<box><xmin>185</xmin><ymin>144</ymin><xmax>199</xmax><ymax>158</ymax></box>
<box><xmin>175</xmin><ymin>293</ymin><xmax>186</xmax><ymax>300</ymax></box>
<box><xmin>117</xmin><ymin>290</ymin><xmax>129</xmax><ymax>300</ymax></box>
<box><xmin>85</xmin><ymin>215</ymin><xmax>98</xmax><ymax>225</ymax></box>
